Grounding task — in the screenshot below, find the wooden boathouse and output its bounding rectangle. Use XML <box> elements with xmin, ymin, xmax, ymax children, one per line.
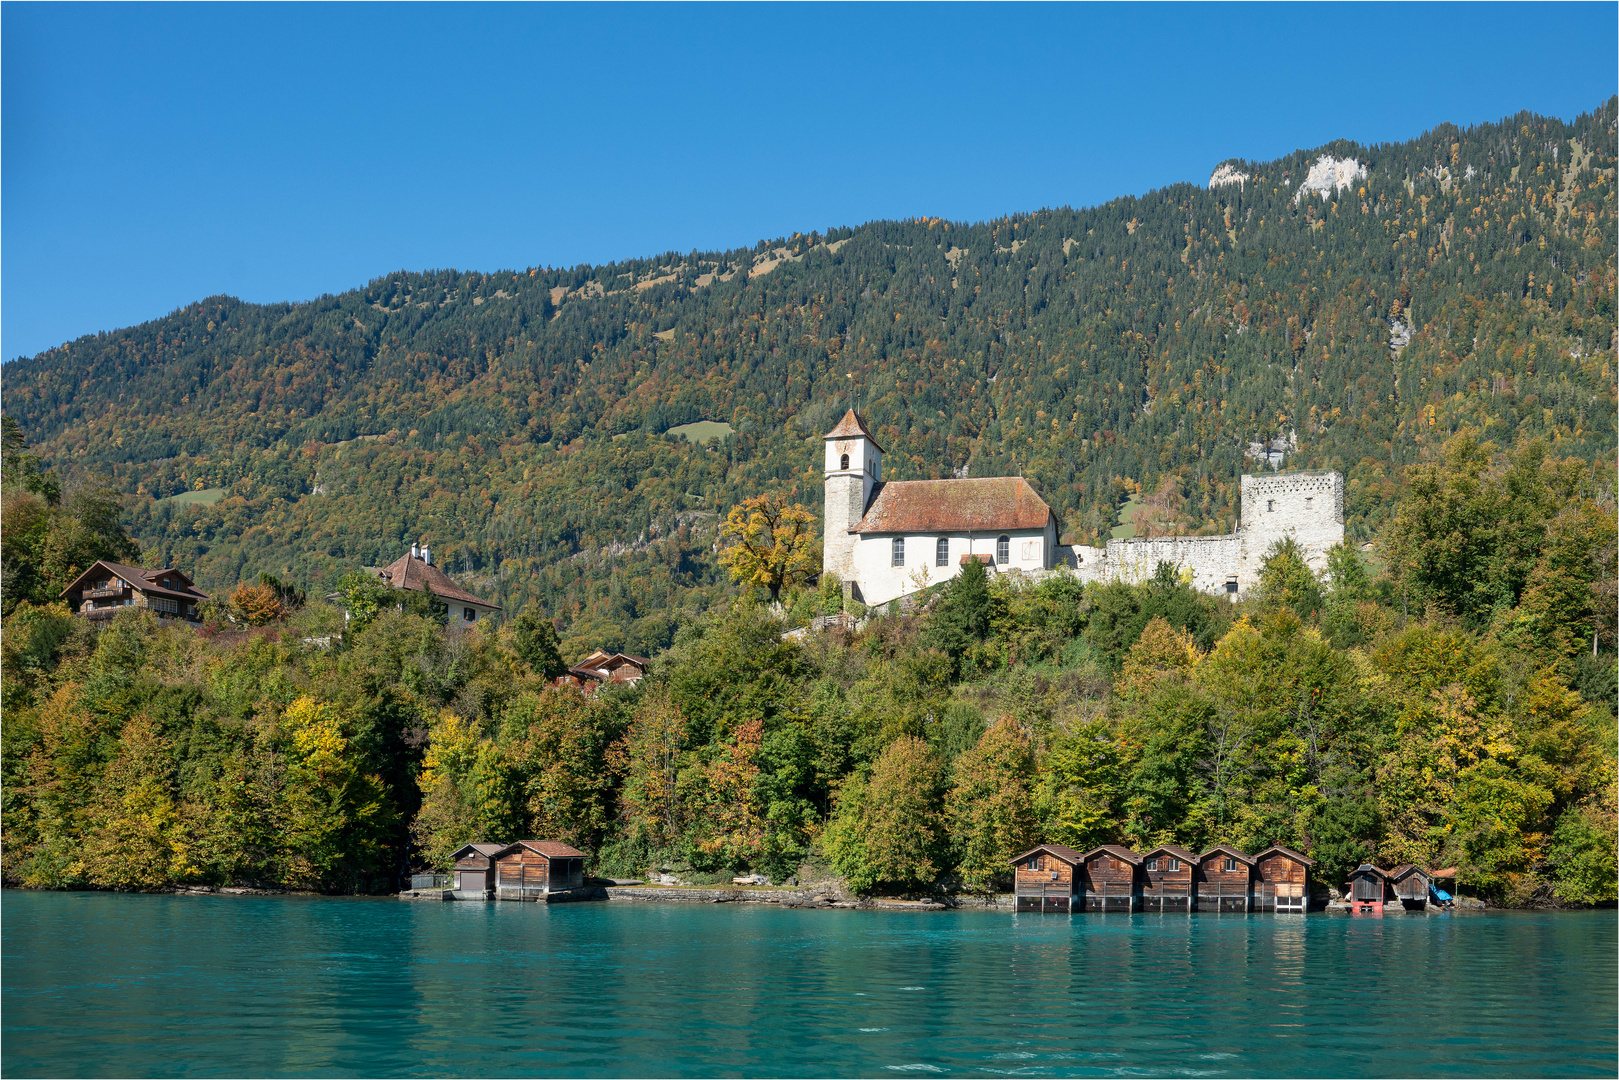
<box><xmin>1078</xmin><ymin>846</ymin><xmax>1143</xmax><ymax>911</ymax></box>
<box><xmin>1011</xmin><ymin>844</ymin><xmax>1083</xmax><ymax>912</ymax></box>
<box><xmin>1196</xmin><ymin>845</ymin><xmax>1256</xmax><ymax>911</ymax></box>
<box><xmin>493</xmin><ymin>840</ymin><xmax>588</xmax><ymax>900</ymax></box>
<box><xmin>1255</xmin><ymin>845</ymin><xmax>1314</xmax><ymax>912</ymax></box>
<box><xmin>1348</xmin><ymin>863</ymin><xmax>1389</xmax><ymax>913</ymax></box>
<box><xmin>1141</xmin><ymin>845</ymin><xmax>1197</xmax><ymax>911</ymax></box>
<box><xmin>449</xmin><ymin>842</ymin><xmax>505</xmax><ymax>895</ymax></box>
<box><xmin>1387</xmin><ymin>865</ymin><xmax>1431</xmax><ymax>910</ymax></box>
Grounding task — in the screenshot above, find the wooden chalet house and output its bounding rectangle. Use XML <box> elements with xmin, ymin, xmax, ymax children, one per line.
<box><xmin>564</xmin><ymin>651</ymin><xmax>650</xmax><ymax>689</ymax></box>
<box><xmin>1254</xmin><ymin>845</ymin><xmax>1314</xmax><ymax>912</ymax></box>
<box><xmin>1141</xmin><ymin>845</ymin><xmax>1198</xmax><ymax>911</ymax></box>
<box><xmin>60</xmin><ymin>561</ymin><xmax>209</xmax><ymax>624</ymax></box>
<box><xmin>1347</xmin><ymin>864</ymin><xmax>1390</xmax><ymax>913</ymax></box>
<box><xmin>492</xmin><ymin>840</ymin><xmax>588</xmax><ymax>900</ymax></box>
<box><xmin>1077</xmin><ymin>845</ymin><xmax>1144</xmax><ymax>912</ymax></box>
<box><xmin>449</xmin><ymin>843</ymin><xmax>506</xmax><ymax>895</ymax></box>
<box><xmin>1386</xmin><ymin>865</ymin><xmax>1432</xmax><ymax>910</ymax></box>
<box><xmin>1010</xmin><ymin>844</ymin><xmax>1083</xmax><ymax>912</ymax></box>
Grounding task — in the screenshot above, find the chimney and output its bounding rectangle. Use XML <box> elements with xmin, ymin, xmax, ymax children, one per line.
<box><xmin>411</xmin><ymin>542</ymin><xmax>420</xmax><ymax>560</ymax></box>
<box><xmin>421</xmin><ymin>544</ymin><xmax>432</xmax><ymax>566</ymax></box>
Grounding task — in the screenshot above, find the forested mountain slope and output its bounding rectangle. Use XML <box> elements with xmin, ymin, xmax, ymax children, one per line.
<box><xmin>4</xmin><ymin>102</ymin><xmax>1614</xmax><ymax>655</ymax></box>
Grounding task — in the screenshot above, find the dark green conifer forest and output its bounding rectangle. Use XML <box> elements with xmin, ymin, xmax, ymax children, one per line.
<box><xmin>1</xmin><ymin>103</ymin><xmax>1613</xmax><ymax>905</ymax></box>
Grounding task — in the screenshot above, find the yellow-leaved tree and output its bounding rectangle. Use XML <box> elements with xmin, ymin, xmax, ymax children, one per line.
<box><xmin>717</xmin><ymin>493</ymin><xmax>819</xmax><ymax>603</ymax></box>
<box><xmin>277</xmin><ymin>696</ymin><xmax>394</xmax><ymax>890</ymax></box>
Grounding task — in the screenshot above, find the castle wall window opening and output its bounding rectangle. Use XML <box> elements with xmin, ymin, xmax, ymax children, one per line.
<box><xmin>840</xmin><ymin>454</ymin><xmax>849</xmax><ymax>470</ymax></box>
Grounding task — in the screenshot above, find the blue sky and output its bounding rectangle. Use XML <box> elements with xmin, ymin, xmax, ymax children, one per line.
<box><xmin>3</xmin><ymin>2</ymin><xmax>1614</xmax><ymax>361</ymax></box>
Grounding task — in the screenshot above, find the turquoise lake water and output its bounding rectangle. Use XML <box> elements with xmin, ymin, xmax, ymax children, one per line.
<box><xmin>2</xmin><ymin>892</ymin><xmax>1614</xmax><ymax>1077</ymax></box>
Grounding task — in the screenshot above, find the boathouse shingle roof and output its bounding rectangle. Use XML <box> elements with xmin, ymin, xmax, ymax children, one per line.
<box><xmin>1009</xmin><ymin>843</ymin><xmax>1085</xmax><ymax>866</ymax></box>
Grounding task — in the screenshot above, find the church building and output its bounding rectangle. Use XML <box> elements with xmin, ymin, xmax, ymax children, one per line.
<box><xmin>822</xmin><ymin>410</ymin><xmax>1057</xmax><ymax>606</ymax></box>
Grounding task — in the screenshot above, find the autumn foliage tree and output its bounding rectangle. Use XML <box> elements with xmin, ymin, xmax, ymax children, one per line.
<box><xmin>611</xmin><ymin>685</ymin><xmax>690</xmax><ymax>850</ymax></box>
<box><xmin>230</xmin><ymin>581</ymin><xmax>285</xmax><ymax>626</ymax></box>
<box><xmin>825</xmin><ymin>735</ymin><xmax>947</xmax><ymax>893</ymax></box>
<box><xmin>717</xmin><ymin>492</ymin><xmax>819</xmax><ymax>603</ymax></box>
<box><xmin>945</xmin><ymin>720</ymin><xmax>1038</xmax><ymax>891</ymax></box>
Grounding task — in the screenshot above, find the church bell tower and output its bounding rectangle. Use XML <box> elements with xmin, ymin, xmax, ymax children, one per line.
<box><xmin>822</xmin><ymin>409</ymin><xmax>883</xmax><ymax>582</ymax></box>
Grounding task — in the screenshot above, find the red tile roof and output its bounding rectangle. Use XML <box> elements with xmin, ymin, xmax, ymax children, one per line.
<box><xmin>377</xmin><ymin>552</ymin><xmax>500</xmax><ymax>611</ymax></box>
<box><xmin>852</xmin><ymin>477</ymin><xmax>1053</xmax><ymax>535</ymax></box>
<box><xmin>823</xmin><ymin>409</ymin><xmax>885</xmax><ymax>452</ymax></box>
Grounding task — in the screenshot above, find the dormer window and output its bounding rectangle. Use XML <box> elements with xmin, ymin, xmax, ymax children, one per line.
<box><xmin>1223</xmin><ymin>857</ymin><xmax>1238</xmax><ymax>872</ymax></box>
<box><xmin>1146</xmin><ymin>857</ymin><xmax>1158</xmax><ymax>871</ymax></box>
<box><xmin>840</xmin><ymin>454</ymin><xmax>850</xmax><ymax>470</ymax></box>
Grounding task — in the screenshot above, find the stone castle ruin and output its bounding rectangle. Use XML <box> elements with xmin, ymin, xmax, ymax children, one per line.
<box><xmin>1070</xmin><ymin>471</ymin><xmax>1344</xmax><ymax>598</ymax></box>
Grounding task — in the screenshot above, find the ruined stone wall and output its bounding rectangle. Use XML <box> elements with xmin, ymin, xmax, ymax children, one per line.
<box><xmin>1239</xmin><ymin>471</ymin><xmax>1344</xmax><ymax>578</ymax></box>
<box><xmin>1074</xmin><ymin>471</ymin><xmax>1344</xmax><ymax>598</ymax></box>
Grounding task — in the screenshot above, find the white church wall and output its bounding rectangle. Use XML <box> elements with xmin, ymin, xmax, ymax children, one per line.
<box><xmin>849</xmin><ymin>527</ymin><xmax>1052</xmax><ymax>606</ymax></box>
<box><xmin>824</xmin><ymin>435</ymin><xmax>881</xmax><ymax>480</ymax></box>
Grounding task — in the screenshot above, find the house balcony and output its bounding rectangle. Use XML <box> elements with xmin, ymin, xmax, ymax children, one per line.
<box><xmin>82</xmin><ymin>586</ymin><xmax>127</xmax><ymax>600</ymax></box>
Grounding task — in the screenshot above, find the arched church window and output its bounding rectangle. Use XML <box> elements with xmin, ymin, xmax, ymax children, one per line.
<box><xmin>996</xmin><ymin>535</ymin><xmax>1010</xmax><ymax>564</ymax></box>
<box><xmin>891</xmin><ymin>537</ymin><xmax>905</xmax><ymax>567</ymax></box>
<box><xmin>936</xmin><ymin>537</ymin><xmax>949</xmax><ymax>566</ymax></box>
<box><xmin>840</xmin><ymin>454</ymin><xmax>850</xmax><ymax>470</ymax></box>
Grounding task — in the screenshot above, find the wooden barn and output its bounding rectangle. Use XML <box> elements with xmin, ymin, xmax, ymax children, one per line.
<box><xmin>448</xmin><ymin>843</ymin><xmax>505</xmax><ymax>895</ymax></box>
<box><xmin>492</xmin><ymin>840</ymin><xmax>588</xmax><ymax>900</ymax></box>
<box><xmin>1141</xmin><ymin>845</ymin><xmax>1198</xmax><ymax>912</ymax></box>
<box><xmin>1010</xmin><ymin>844</ymin><xmax>1083</xmax><ymax>913</ymax></box>
<box><xmin>1254</xmin><ymin>845</ymin><xmax>1314</xmax><ymax>912</ymax></box>
<box><xmin>1195</xmin><ymin>845</ymin><xmax>1257</xmax><ymax>911</ymax></box>
<box><xmin>1387</xmin><ymin>865</ymin><xmax>1431</xmax><ymax>910</ymax></box>
<box><xmin>1077</xmin><ymin>846</ymin><xmax>1143</xmax><ymax>912</ymax></box>
<box><xmin>1347</xmin><ymin>863</ymin><xmax>1389</xmax><ymax>913</ymax></box>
